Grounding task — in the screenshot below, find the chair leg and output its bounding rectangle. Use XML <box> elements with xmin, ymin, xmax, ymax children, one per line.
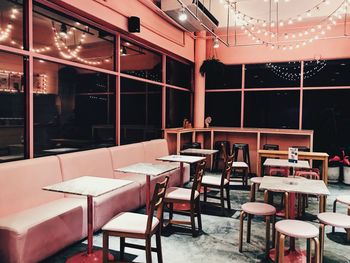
<box><xmin>247</xmin><ymin>214</ymin><xmax>252</xmax><ymax>243</ymax></box>
<box><xmin>220</xmin><ymin>188</ymin><xmax>225</xmax><ymax>215</ymax></box>
<box><xmin>204</xmin><ymin>186</ymin><xmax>208</xmax><ymax>203</ymax></box>
<box><xmin>319</xmin><ymin>223</ymin><xmax>325</xmax><ymax>263</ymax></box>
<box><xmin>278</xmin><ymin>234</ymin><xmax>285</xmax><ymax>263</ymax></box>
<box><xmin>197</xmin><ymin>198</ymin><xmax>202</xmax><ymax>231</ymax></box>
<box><xmin>332</xmin><ymin>200</ymin><xmax>337</xmax><ymax>233</ymax></box>
<box><xmin>169</xmin><ymin>203</ymin><xmax>174</xmax><ymax>222</ymax></box>
<box><xmin>250</xmin><ymin>183</ymin><xmax>256</xmax><ymax>202</ymax></box>
<box><xmin>145</xmin><ymin>236</ymin><xmax>152</xmax><ymax>263</ymax></box>
<box><xmin>103</xmin><ymin>231</ymin><xmax>109</xmax><ymax>263</ymax></box>
<box><xmin>284</xmin><ymin>192</ymin><xmax>289</xmax><ymax>219</ymax></box>
<box><xmin>120</xmin><ymin>236</ymin><xmax>125</xmax><ymax>261</ymax></box>
<box><xmin>156</xmin><ymin>230</ymin><xmax>163</xmax><ymax>263</ymax></box>
<box><xmin>190</xmin><ymin>203</ymin><xmax>196</xmax><ymax>237</ymax></box>
<box><xmin>265</xmin><ymin>216</ymin><xmax>271</xmax><ymax>256</ymax></box>
<box><xmin>239</xmin><ymin>211</ymin><xmax>246</xmax><ymax>253</ymax></box>
<box><xmin>226</xmin><ymin>186</ymin><xmax>231</xmax><ymax>211</ymax></box>
<box><xmin>313</xmin><ymin>237</ymin><xmax>320</xmax><ymax>263</ymax></box>
<box><xmin>306</xmin><ymin>238</ymin><xmax>311</xmax><ymax>263</ymax></box>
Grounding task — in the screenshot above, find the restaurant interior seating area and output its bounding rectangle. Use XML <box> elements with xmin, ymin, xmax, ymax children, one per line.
<box><xmin>0</xmin><ymin>0</ymin><xmax>349</xmax><ymax>262</ymax></box>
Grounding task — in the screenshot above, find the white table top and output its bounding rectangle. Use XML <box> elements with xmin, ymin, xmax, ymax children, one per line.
<box><xmin>263</xmin><ymin>158</ymin><xmax>310</xmax><ymax>169</ymax></box>
<box><xmin>115</xmin><ymin>162</ymin><xmax>178</xmax><ymax>176</ymax></box>
<box><xmin>180</xmin><ymin>148</ymin><xmax>218</xmax><ymax>155</ymax></box>
<box><xmin>232</xmin><ymin>161</ymin><xmax>249</xmax><ymax>168</ymax></box>
<box><xmin>157</xmin><ymin>155</ymin><xmax>206</xmax><ymax>164</ymax></box>
<box><xmin>44</xmin><ymin>148</ymin><xmax>79</xmax><ymax>153</ymax></box>
<box><xmin>259</xmin><ymin>176</ymin><xmax>330</xmax><ymax>196</ymax></box>
<box><xmin>43</xmin><ymin>176</ymin><xmax>133</xmax><ymax>197</ymax></box>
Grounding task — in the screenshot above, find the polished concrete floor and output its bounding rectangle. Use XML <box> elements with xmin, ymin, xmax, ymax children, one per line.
<box><xmin>44</xmin><ymin>175</ymin><xmax>350</xmax><ymax>263</ymax></box>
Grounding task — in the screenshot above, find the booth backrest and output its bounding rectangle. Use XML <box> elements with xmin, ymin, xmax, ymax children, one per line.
<box><xmin>0</xmin><ymin>156</ymin><xmax>63</xmax><ymax>217</ymax></box>
<box><xmin>58</xmin><ymin>148</ymin><xmax>114</xmax><ymax>181</ymax></box>
<box><xmin>109</xmin><ymin>142</ymin><xmax>145</xmax><ymax>169</ymax></box>
<box><xmin>142</xmin><ymin>139</ymin><xmax>169</xmax><ymax>163</ymax></box>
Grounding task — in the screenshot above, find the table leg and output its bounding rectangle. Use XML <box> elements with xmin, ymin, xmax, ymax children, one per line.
<box><xmin>87</xmin><ymin>195</ymin><xmax>93</xmax><ymax>254</ymax></box>
<box><xmin>146</xmin><ymin>175</ymin><xmax>151</xmax><ymax>215</ymax></box>
<box><xmin>180</xmin><ymin>162</ymin><xmax>184</xmax><ymax>186</ymax></box>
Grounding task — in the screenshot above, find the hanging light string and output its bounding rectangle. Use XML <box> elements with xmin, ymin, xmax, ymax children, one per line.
<box><xmin>0</xmin><ymin>8</ymin><xmax>18</xmax><ymax>42</ymax></box>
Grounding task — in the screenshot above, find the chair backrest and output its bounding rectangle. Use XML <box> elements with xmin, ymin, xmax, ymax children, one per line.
<box><xmin>191</xmin><ymin>160</ymin><xmax>207</xmax><ymax>201</ymax></box>
<box><xmin>295</xmin><ymin>171</ymin><xmax>320</xmax><ymax>180</ymax></box>
<box><xmin>146</xmin><ymin>176</ymin><xmax>169</xmax><ymax>234</ymax></box>
<box><xmin>221</xmin><ymin>142</ymin><xmax>228</xmax><ymax>163</ymax></box>
<box><xmin>222</xmin><ymin>153</ymin><xmax>235</xmax><ymax>184</ymax></box>
<box><xmin>269</xmin><ymin>167</ymin><xmax>289</xmax><ymax>177</ymax></box>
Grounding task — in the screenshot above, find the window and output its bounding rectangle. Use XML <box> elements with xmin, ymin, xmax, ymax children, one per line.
<box><xmin>166</xmin><ymin>88</ymin><xmax>192</xmax><ymax>128</ymax></box>
<box><xmin>0</xmin><ymin>0</ymin><xmax>23</xmax><ymax>49</ymax></box>
<box><xmin>33</xmin><ymin>59</ymin><xmax>116</xmax><ymax>157</ymax></box>
<box><xmin>120</xmin><ymin>78</ymin><xmax>162</xmax><ymax>144</ymax></box>
<box><xmin>205</xmin><ymin>92</ymin><xmax>241</xmax><ymax>127</ymax></box>
<box><xmin>244</xmin><ymin>90</ymin><xmax>299</xmax><ymax>129</ymax></box>
<box><xmin>0</xmin><ymin>51</ymin><xmax>25</xmax><ymax>162</ymax></box>
<box><xmin>33</xmin><ymin>3</ymin><xmax>115</xmax><ymax>71</ymax></box>
<box><xmin>206</xmin><ymin>64</ymin><xmax>242</xmax><ymax>89</ymax></box>
<box><xmin>120</xmin><ymin>39</ymin><xmax>162</xmax><ymax>82</ymax></box>
<box><xmin>166</xmin><ymin>57</ymin><xmax>192</xmax><ymax>89</ymax></box>
<box><xmin>245</xmin><ymin>62</ymin><xmax>301</xmax><ymax>88</ymax></box>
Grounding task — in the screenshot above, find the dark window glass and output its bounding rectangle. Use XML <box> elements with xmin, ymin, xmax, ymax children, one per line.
<box><xmin>166</xmin><ymin>57</ymin><xmax>192</xmax><ymax>89</ymax></box>
<box><xmin>0</xmin><ymin>51</ymin><xmax>25</xmax><ymax>162</ymax></box>
<box><xmin>205</xmin><ymin>92</ymin><xmax>241</xmax><ymax>127</ymax></box>
<box><xmin>244</xmin><ymin>90</ymin><xmax>299</xmax><ymax>128</ymax></box>
<box><xmin>303</xmin><ymin>89</ymin><xmax>350</xmax><ymax>154</ymax></box>
<box><xmin>120</xmin><ymin>39</ymin><xmax>162</xmax><ymax>82</ymax></box>
<box><xmin>33</xmin><ymin>59</ymin><xmax>116</xmax><ymax>157</ymax></box>
<box><xmin>206</xmin><ymin>64</ymin><xmax>242</xmax><ymax>89</ymax></box>
<box><xmin>166</xmin><ymin>88</ymin><xmax>192</xmax><ymax>128</ymax></box>
<box><xmin>33</xmin><ymin>3</ymin><xmax>115</xmax><ymax>71</ymax></box>
<box><xmin>0</xmin><ymin>0</ymin><xmax>23</xmax><ymax>49</ymax></box>
<box><xmin>245</xmin><ymin>62</ymin><xmax>301</xmax><ymax>88</ymax></box>
<box><xmin>303</xmin><ymin>59</ymin><xmax>350</xmax><ymax>87</ymax></box>
<box><xmin>120</xmin><ymin>78</ymin><xmax>162</xmax><ymax>144</ymax></box>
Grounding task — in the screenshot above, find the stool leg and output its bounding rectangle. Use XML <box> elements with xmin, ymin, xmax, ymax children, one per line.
<box><xmin>319</xmin><ymin>223</ymin><xmax>325</xmax><ymax>263</ymax></box>
<box><xmin>272</xmin><ymin>215</ymin><xmax>276</xmax><ymax>248</ymax></box>
<box><xmin>264</xmin><ymin>190</ymin><xmax>269</xmax><ymax>204</ymax></box>
<box><xmin>313</xmin><ymin>237</ymin><xmax>320</xmax><ymax>263</ymax></box>
<box><xmin>306</xmin><ymin>238</ymin><xmax>311</xmax><ymax>263</ymax></box>
<box><xmin>247</xmin><ymin>214</ymin><xmax>252</xmax><ymax>243</ymax></box>
<box><xmin>275</xmin><ymin>231</ymin><xmax>280</xmax><ymax>263</ymax></box>
<box><xmin>278</xmin><ymin>234</ymin><xmax>285</xmax><ymax>263</ymax></box>
<box><xmin>284</xmin><ymin>192</ymin><xmax>289</xmax><ymax>219</ymax></box>
<box><xmin>239</xmin><ymin>211</ymin><xmax>246</xmax><ymax>252</ymax></box>
<box><xmin>250</xmin><ymin>183</ymin><xmax>256</xmax><ymax>202</ymax></box>
<box><xmin>265</xmin><ymin>215</ymin><xmax>271</xmax><ymax>256</ymax></box>
<box><xmin>103</xmin><ymin>231</ymin><xmax>109</xmax><ymax>263</ymax></box>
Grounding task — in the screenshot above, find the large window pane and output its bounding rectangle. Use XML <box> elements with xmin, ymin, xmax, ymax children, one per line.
<box><xmin>303</xmin><ymin>59</ymin><xmax>350</xmax><ymax>87</ymax></box>
<box><xmin>120</xmin><ymin>78</ymin><xmax>162</xmax><ymax>144</ymax></box>
<box><xmin>33</xmin><ymin>3</ymin><xmax>115</xmax><ymax>71</ymax></box>
<box><xmin>244</xmin><ymin>90</ymin><xmax>299</xmax><ymax>129</ymax></box>
<box><xmin>120</xmin><ymin>39</ymin><xmax>162</xmax><ymax>82</ymax></box>
<box><xmin>166</xmin><ymin>57</ymin><xmax>192</xmax><ymax>89</ymax></box>
<box><xmin>0</xmin><ymin>51</ymin><xmax>25</xmax><ymax>162</ymax></box>
<box><xmin>303</xmin><ymin>89</ymin><xmax>350</xmax><ymax>154</ymax></box>
<box><xmin>0</xmin><ymin>0</ymin><xmax>23</xmax><ymax>49</ymax></box>
<box><xmin>205</xmin><ymin>92</ymin><xmax>241</xmax><ymax>127</ymax></box>
<box><xmin>33</xmin><ymin>59</ymin><xmax>116</xmax><ymax>157</ymax></box>
<box><xmin>166</xmin><ymin>88</ymin><xmax>192</xmax><ymax>128</ymax></box>
<box><xmin>245</xmin><ymin>62</ymin><xmax>301</xmax><ymax>88</ymax></box>
<box><xmin>206</xmin><ymin>64</ymin><xmax>242</xmax><ymax>89</ymax></box>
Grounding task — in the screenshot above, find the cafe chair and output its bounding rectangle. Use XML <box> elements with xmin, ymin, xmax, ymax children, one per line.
<box><xmin>332</xmin><ymin>195</ymin><xmax>350</xmax><ymax>233</ymax></box>
<box><xmin>163</xmin><ymin>160</ymin><xmax>206</xmax><ymax>237</ymax></box>
<box><xmin>275</xmin><ymin>220</ymin><xmax>320</xmax><ymax>263</ymax></box>
<box><xmin>102</xmin><ymin>176</ymin><xmax>169</xmax><ymax>263</ymax></box>
<box><xmin>202</xmin><ymin>153</ymin><xmax>234</xmax><ymax>215</ymax></box>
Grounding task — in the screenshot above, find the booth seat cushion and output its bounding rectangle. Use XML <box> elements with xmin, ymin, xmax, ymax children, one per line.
<box><xmin>109</xmin><ymin>143</ymin><xmax>145</xmax><ymax>169</ymax></box>
<box><xmin>0</xmin><ymin>156</ymin><xmax>63</xmax><ymax>218</ymax></box>
<box><xmin>0</xmin><ymin>198</ymin><xmax>86</xmax><ymax>263</ymax></box>
<box><xmin>142</xmin><ymin>139</ymin><xmax>169</xmax><ymax>163</ymax></box>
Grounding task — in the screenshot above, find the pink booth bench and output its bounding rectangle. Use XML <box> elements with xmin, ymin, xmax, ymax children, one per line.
<box><xmin>0</xmin><ymin>139</ymin><xmax>189</xmax><ymax>263</ymax></box>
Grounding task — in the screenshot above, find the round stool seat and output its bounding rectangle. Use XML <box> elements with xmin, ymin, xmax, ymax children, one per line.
<box><xmin>336</xmin><ymin>195</ymin><xmax>350</xmax><ymax>205</ymax></box>
<box><xmin>242</xmin><ymin>202</ymin><xmax>276</xmax><ymax>216</ymax></box>
<box><xmin>318</xmin><ymin>212</ymin><xmax>350</xmax><ymax>228</ymax></box>
<box><xmin>276</xmin><ymin>220</ymin><xmax>319</xmax><ymax>239</ymax></box>
<box><xmin>251</xmin><ymin>177</ymin><xmax>263</xmax><ymax>184</ymax></box>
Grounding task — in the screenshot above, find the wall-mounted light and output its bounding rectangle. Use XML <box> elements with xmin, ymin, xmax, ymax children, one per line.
<box><xmin>213</xmin><ymin>37</ymin><xmax>219</xmax><ymax>48</ymax></box>
<box><xmin>120</xmin><ymin>46</ymin><xmax>127</xmax><ymax>56</ymax></box>
<box><xmin>179</xmin><ymin>7</ymin><xmax>188</xmax><ymax>22</ymax></box>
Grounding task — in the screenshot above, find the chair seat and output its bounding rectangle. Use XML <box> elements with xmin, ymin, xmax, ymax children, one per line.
<box><xmin>318</xmin><ymin>212</ymin><xmax>350</xmax><ymax>228</ymax></box>
<box><xmin>336</xmin><ymin>195</ymin><xmax>350</xmax><ymax>205</ymax></box>
<box><xmin>165</xmin><ymin>187</ymin><xmax>199</xmax><ymax>201</ymax></box>
<box><xmin>102</xmin><ymin>212</ymin><xmax>159</xmax><ymax>234</ymax></box>
<box><xmin>202</xmin><ymin>175</ymin><xmax>228</xmax><ymax>186</ymax></box>
<box><xmin>276</xmin><ymin>220</ymin><xmax>319</xmax><ymax>238</ymax></box>
<box><xmin>242</xmin><ymin>202</ymin><xmax>276</xmax><ymax>216</ymax></box>
<box><xmin>251</xmin><ymin>177</ymin><xmax>263</xmax><ymax>184</ymax></box>
<box><xmin>232</xmin><ymin>162</ymin><xmax>248</xmax><ymax>168</ymax></box>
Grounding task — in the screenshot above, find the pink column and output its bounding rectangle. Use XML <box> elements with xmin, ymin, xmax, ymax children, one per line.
<box><xmin>193</xmin><ymin>31</ymin><xmax>206</xmax><ymax>129</ymax></box>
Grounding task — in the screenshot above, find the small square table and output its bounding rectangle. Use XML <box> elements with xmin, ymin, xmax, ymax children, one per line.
<box><xmin>180</xmin><ymin>148</ymin><xmax>218</xmax><ymax>171</ymax></box>
<box><xmin>263</xmin><ymin>158</ymin><xmax>310</xmax><ymax>169</ymax></box>
<box><xmin>43</xmin><ymin>176</ymin><xmax>132</xmax><ymax>262</ymax></box>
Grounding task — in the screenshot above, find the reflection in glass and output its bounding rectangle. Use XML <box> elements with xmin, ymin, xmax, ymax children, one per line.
<box><xmin>0</xmin><ymin>0</ymin><xmax>23</xmax><ymax>49</ymax></box>
<box><xmin>33</xmin><ymin>59</ymin><xmax>115</xmax><ymax>157</ymax></box>
<box><xmin>120</xmin><ymin>78</ymin><xmax>162</xmax><ymax>144</ymax></box>
<box><xmin>166</xmin><ymin>88</ymin><xmax>192</xmax><ymax>128</ymax></box>
<box><xmin>33</xmin><ymin>3</ymin><xmax>115</xmax><ymax>70</ymax></box>
<box><xmin>0</xmin><ymin>51</ymin><xmax>25</xmax><ymax>162</ymax></box>
<box><xmin>166</xmin><ymin>57</ymin><xmax>192</xmax><ymax>89</ymax></box>
<box><xmin>120</xmin><ymin>39</ymin><xmax>162</xmax><ymax>82</ymax></box>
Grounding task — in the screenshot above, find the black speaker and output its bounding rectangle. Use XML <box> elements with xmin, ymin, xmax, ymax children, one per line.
<box><xmin>128</xmin><ymin>16</ymin><xmax>140</xmax><ymax>33</ymax></box>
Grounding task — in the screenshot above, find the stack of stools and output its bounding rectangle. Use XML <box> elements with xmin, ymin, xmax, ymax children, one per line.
<box><xmin>239</xmin><ymin>202</ymin><xmax>276</xmax><ymax>257</ymax></box>
<box><xmin>213</xmin><ymin>141</ymin><xmax>230</xmax><ymax>171</ymax></box>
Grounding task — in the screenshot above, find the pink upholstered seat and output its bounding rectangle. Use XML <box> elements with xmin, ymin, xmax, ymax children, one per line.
<box><xmin>102</xmin><ymin>212</ymin><xmax>159</xmax><ymax>234</ymax></box>
<box><xmin>251</xmin><ymin>177</ymin><xmax>263</xmax><ymax>184</ymax></box>
<box><xmin>275</xmin><ymin>220</ymin><xmax>319</xmax><ymax>238</ymax></box>
<box><xmin>165</xmin><ymin>187</ymin><xmax>199</xmax><ymax>201</ymax></box>
<box><xmin>202</xmin><ymin>175</ymin><xmax>229</xmax><ymax>186</ymax></box>
<box><xmin>336</xmin><ymin>195</ymin><xmax>350</xmax><ymax>205</ymax></box>
<box><xmin>318</xmin><ymin>212</ymin><xmax>350</xmax><ymax>228</ymax></box>
<box><xmin>242</xmin><ymin>202</ymin><xmax>276</xmax><ymax>216</ymax></box>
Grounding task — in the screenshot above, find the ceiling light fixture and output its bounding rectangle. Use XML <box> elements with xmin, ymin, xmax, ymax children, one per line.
<box><xmin>179</xmin><ymin>7</ymin><xmax>188</xmax><ymax>22</ymax></box>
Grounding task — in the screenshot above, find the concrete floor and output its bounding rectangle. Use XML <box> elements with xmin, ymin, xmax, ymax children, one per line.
<box><xmin>44</xmin><ymin>176</ymin><xmax>350</xmax><ymax>263</ymax></box>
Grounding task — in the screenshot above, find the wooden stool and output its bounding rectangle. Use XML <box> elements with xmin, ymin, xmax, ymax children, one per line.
<box><xmin>239</xmin><ymin>202</ymin><xmax>276</xmax><ymax>257</ymax></box>
<box><xmin>332</xmin><ymin>195</ymin><xmax>350</xmax><ymax>232</ymax></box>
<box><xmin>275</xmin><ymin>220</ymin><xmax>320</xmax><ymax>263</ymax></box>
<box><xmin>250</xmin><ymin>177</ymin><xmax>263</xmax><ymax>202</ymax></box>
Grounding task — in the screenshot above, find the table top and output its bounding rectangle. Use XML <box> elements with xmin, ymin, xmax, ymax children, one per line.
<box><xmin>115</xmin><ymin>162</ymin><xmax>178</xmax><ymax>176</ymax></box>
<box><xmin>259</xmin><ymin>176</ymin><xmax>330</xmax><ymax>196</ymax></box>
<box><xmin>157</xmin><ymin>155</ymin><xmax>206</xmax><ymax>164</ymax></box>
<box><xmin>263</xmin><ymin>158</ymin><xmax>310</xmax><ymax>169</ymax></box>
<box><xmin>43</xmin><ymin>176</ymin><xmax>133</xmax><ymax>197</ymax></box>
<box><xmin>43</xmin><ymin>148</ymin><xmax>79</xmax><ymax>153</ymax></box>
<box><xmin>180</xmin><ymin>148</ymin><xmax>218</xmax><ymax>155</ymax></box>
<box><xmin>232</xmin><ymin>161</ymin><xmax>249</xmax><ymax>168</ymax></box>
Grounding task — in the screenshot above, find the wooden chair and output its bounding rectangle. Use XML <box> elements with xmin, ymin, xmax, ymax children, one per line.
<box><xmin>202</xmin><ymin>153</ymin><xmax>234</xmax><ymax>215</ymax></box>
<box><xmin>163</xmin><ymin>160</ymin><xmax>206</xmax><ymax>237</ymax></box>
<box><xmin>102</xmin><ymin>176</ymin><xmax>169</xmax><ymax>263</ymax></box>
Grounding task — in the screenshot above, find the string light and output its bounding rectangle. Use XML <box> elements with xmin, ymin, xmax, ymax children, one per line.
<box><xmin>0</xmin><ymin>8</ymin><xmax>18</xmax><ymax>42</ymax></box>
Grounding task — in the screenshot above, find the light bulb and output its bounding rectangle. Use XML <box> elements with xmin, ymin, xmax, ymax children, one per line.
<box><xmin>179</xmin><ymin>7</ymin><xmax>187</xmax><ymax>22</ymax></box>
<box><xmin>213</xmin><ymin>37</ymin><xmax>219</xmax><ymax>49</ymax></box>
